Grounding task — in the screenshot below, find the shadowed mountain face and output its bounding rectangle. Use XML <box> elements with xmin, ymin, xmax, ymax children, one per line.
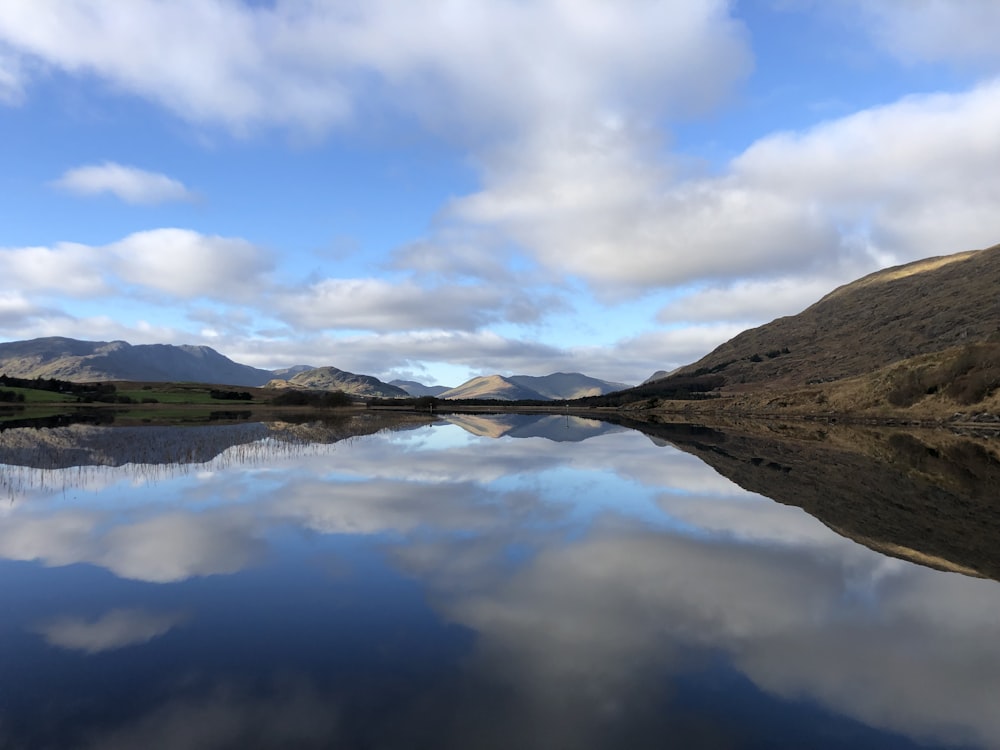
<box><xmin>0</xmin><ymin>337</ymin><xmax>276</xmax><ymax>386</ymax></box>
<box><xmin>658</xmin><ymin>243</ymin><xmax>1000</xmax><ymax>393</ymax></box>
<box><xmin>621</xmin><ymin>417</ymin><xmax>1000</xmax><ymax>581</ymax></box>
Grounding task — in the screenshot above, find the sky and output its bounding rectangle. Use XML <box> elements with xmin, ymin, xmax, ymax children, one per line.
<box><xmin>2</xmin><ymin>0</ymin><xmax>1000</xmax><ymax>387</ymax></box>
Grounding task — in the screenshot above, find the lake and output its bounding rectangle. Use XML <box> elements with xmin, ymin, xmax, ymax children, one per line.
<box><xmin>1</xmin><ymin>411</ymin><xmax>998</xmax><ymax>749</ymax></box>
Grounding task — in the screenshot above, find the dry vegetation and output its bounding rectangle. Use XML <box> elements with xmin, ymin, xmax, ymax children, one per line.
<box><xmin>641</xmin><ymin>243</ymin><xmax>1000</xmax><ymax>422</ymax></box>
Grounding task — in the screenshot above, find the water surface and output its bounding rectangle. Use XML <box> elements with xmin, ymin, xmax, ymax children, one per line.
<box><xmin>1</xmin><ymin>413</ymin><xmax>997</xmax><ymax>749</ymax></box>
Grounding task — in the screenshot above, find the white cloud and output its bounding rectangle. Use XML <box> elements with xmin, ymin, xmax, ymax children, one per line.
<box><xmin>52</xmin><ymin>162</ymin><xmax>195</xmax><ymax>204</ymax></box>
<box><xmin>231</xmin><ymin>330</ymin><xmax>566</xmax><ymax>380</ymax></box>
<box><xmin>0</xmin><ymin>291</ymin><xmax>63</xmax><ymax>326</ymax></box>
<box><xmin>656</xmin><ymin>277</ymin><xmax>848</xmax><ymax>326</ymax></box>
<box><xmin>0</xmin><ymin>0</ymin><xmax>750</xmax><ymax>136</ymax></box>
<box><xmin>111</xmin><ymin>228</ymin><xmax>273</xmax><ymax>301</ymax></box>
<box><xmin>447</xmin><ymin>76</ymin><xmax>1000</xmax><ymax>306</ymax></box>
<box><xmin>0</xmin><ymin>242</ymin><xmax>108</xmax><ymax>297</ymax></box>
<box><xmin>0</xmin><ymin>229</ymin><xmax>273</xmax><ymax>305</ymax></box>
<box><xmin>271</xmin><ymin>277</ymin><xmax>551</xmax><ymax>333</ymax></box>
<box><xmin>36</xmin><ymin>608</ymin><xmax>187</xmax><ymax>653</ymax></box>
<box><xmin>848</xmin><ymin>0</ymin><xmax>1000</xmax><ymax>69</ymax></box>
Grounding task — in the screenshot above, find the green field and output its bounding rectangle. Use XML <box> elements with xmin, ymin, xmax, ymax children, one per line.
<box><xmin>0</xmin><ymin>386</ymin><xmax>77</xmax><ymax>403</ymax></box>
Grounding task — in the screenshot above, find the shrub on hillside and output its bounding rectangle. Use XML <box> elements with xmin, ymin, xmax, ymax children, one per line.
<box><xmin>271</xmin><ymin>389</ymin><xmax>352</xmax><ymax>408</ymax></box>
<box><xmin>887</xmin><ymin>343</ymin><xmax>1000</xmax><ymax>407</ymax></box>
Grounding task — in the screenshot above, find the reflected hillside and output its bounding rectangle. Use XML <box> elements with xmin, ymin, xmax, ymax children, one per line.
<box><xmin>443</xmin><ymin>413</ymin><xmax>624</xmax><ymax>442</ymax></box>
<box><xmin>622</xmin><ymin>418</ymin><xmax>1000</xmax><ymax>580</ymax></box>
<box><xmin>0</xmin><ymin>412</ymin><xmax>433</xmax><ymax>471</ymax></box>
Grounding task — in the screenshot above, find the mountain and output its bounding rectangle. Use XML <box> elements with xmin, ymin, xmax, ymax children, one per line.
<box><xmin>437</xmin><ymin>375</ymin><xmax>547</xmax><ymax>401</ymax></box>
<box><xmin>638</xmin><ymin>243</ymin><xmax>1000</xmax><ymax>416</ymax></box>
<box><xmin>507</xmin><ymin>373</ymin><xmax>629</xmax><ymax>400</ymax></box>
<box><xmin>390</xmin><ymin>379</ymin><xmax>452</xmax><ymax>397</ymax></box>
<box><xmin>266</xmin><ymin>366</ymin><xmax>409</xmax><ymax>398</ymax></box>
<box><xmin>623</xmin><ymin>417</ymin><xmax>1000</xmax><ymax>581</ymax></box>
<box><xmin>439</xmin><ymin>372</ymin><xmax>629</xmax><ymax>401</ymax></box>
<box><xmin>0</xmin><ymin>337</ymin><xmax>274</xmax><ymax>386</ymax></box>
<box><xmin>270</xmin><ymin>365</ymin><xmax>316</xmax><ymax>380</ymax></box>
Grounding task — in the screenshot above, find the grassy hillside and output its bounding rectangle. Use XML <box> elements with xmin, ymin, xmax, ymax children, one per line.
<box><xmin>640</xmin><ymin>243</ymin><xmax>1000</xmax><ymax>418</ymax></box>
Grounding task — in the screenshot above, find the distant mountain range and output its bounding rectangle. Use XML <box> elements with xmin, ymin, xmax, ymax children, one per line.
<box><xmin>0</xmin><ymin>337</ymin><xmax>275</xmax><ymax>387</ymax></box>
<box><xmin>279</xmin><ymin>370</ymin><xmax>627</xmax><ymax>401</ymax></box>
<box><xmin>0</xmin><ymin>336</ymin><xmax>628</xmax><ymax>402</ymax></box>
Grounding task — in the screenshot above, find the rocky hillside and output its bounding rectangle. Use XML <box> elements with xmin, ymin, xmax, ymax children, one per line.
<box><xmin>0</xmin><ymin>337</ymin><xmax>274</xmax><ymax>386</ymax></box>
<box><xmin>266</xmin><ymin>366</ymin><xmax>408</xmax><ymax>398</ymax></box>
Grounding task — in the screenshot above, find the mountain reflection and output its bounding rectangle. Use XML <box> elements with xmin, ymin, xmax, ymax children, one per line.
<box><xmin>0</xmin><ymin>415</ymin><xmax>998</xmax><ymax>748</ymax></box>
<box><xmin>617</xmin><ymin>417</ymin><xmax>1000</xmax><ymax>581</ymax></box>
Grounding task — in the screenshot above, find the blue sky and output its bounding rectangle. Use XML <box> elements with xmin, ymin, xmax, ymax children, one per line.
<box><xmin>2</xmin><ymin>1</ymin><xmax>1000</xmax><ymax>387</ymax></box>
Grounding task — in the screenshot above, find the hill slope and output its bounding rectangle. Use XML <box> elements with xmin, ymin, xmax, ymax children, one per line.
<box><xmin>438</xmin><ymin>375</ymin><xmax>545</xmax><ymax>401</ymax></box>
<box><xmin>666</xmin><ymin>244</ymin><xmax>1000</xmax><ymax>392</ymax></box>
<box><xmin>438</xmin><ymin>372</ymin><xmax>629</xmax><ymax>401</ymax></box>
<box><xmin>631</xmin><ymin>243</ymin><xmax>1000</xmax><ymax>415</ymax></box>
<box><xmin>0</xmin><ymin>337</ymin><xmax>274</xmax><ymax>386</ymax></box>
<box><xmin>390</xmin><ymin>380</ymin><xmax>452</xmax><ymax>397</ymax></box>
<box><xmin>266</xmin><ymin>366</ymin><xmax>408</xmax><ymax>398</ymax></box>
<box><xmin>507</xmin><ymin>372</ymin><xmax>629</xmax><ymax>400</ymax></box>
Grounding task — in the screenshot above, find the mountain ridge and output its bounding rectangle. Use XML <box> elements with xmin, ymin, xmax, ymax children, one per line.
<box><xmin>265</xmin><ymin>366</ymin><xmax>409</xmax><ymax>398</ymax></box>
<box><xmin>438</xmin><ymin>372</ymin><xmax>627</xmax><ymax>401</ymax></box>
<box><xmin>0</xmin><ymin>337</ymin><xmax>275</xmax><ymax>387</ymax></box>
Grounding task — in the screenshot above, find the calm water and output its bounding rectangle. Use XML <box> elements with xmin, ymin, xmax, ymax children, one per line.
<box><xmin>0</xmin><ymin>413</ymin><xmax>998</xmax><ymax>749</ymax></box>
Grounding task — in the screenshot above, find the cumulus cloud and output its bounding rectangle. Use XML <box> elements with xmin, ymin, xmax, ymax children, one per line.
<box><xmin>0</xmin><ymin>229</ymin><xmax>273</xmax><ymax>304</ymax></box>
<box><xmin>271</xmin><ymin>278</ymin><xmax>555</xmax><ymax>333</ymax></box>
<box><xmin>0</xmin><ymin>291</ymin><xmax>64</xmax><ymax>326</ymax></box>
<box><xmin>656</xmin><ymin>277</ymin><xmax>845</xmax><ymax>325</ymax></box>
<box><xmin>732</xmin><ymin>80</ymin><xmax>1000</xmax><ymax>272</ymax></box>
<box><xmin>52</xmin><ymin>162</ymin><xmax>195</xmax><ymax>204</ymax></box>
<box><xmin>110</xmin><ymin>228</ymin><xmax>273</xmax><ymax>301</ymax></box>
<box><xmin>0</xmin><ymin>1</ymin><xmax>749</xmax><ymax>136</ymax></box>
<box><xmin>0</xmin><ymin>242</ymin><xmax>109</xmax><ymax>297</ymax></box>
<box><xmin>449</xmin><ymin>77</ymin><xmax>1000</xmax><ymax>299</ymax></box>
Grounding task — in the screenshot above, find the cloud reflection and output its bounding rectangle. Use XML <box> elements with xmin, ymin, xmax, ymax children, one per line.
<box><xmin>36</xmin><ymin>608</ymin><xmax>187</xmax><ymax>654</ymax></box>
<box><xmin>1</xmin><ymin>418</ymin><xmax>999</xmax><ymax>747</ymax></box>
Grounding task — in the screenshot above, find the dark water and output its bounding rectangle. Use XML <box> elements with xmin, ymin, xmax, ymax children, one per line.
<box><xmin>0</xmin><ymin>413</ymin><xmax>998</xmax><ymax>749</ymax></box>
